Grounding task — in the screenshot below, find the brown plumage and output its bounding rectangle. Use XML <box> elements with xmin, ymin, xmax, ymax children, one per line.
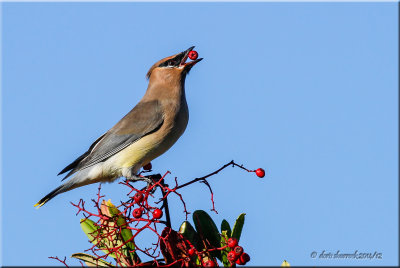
<box><xmin>35</xmin><ymin>46</ymin><xmax>203</xmax><ymax>208</ymax></box>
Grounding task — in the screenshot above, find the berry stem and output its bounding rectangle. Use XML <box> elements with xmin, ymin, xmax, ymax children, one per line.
<box><xmin>160</xmin><ymin>180</ymin><xmax>172</xmax><ymax>228</ymax></box>
<box><xmin>176</xmin><ymin>160</ymin><xmax>252</xmax><ymax>190</ymax></box>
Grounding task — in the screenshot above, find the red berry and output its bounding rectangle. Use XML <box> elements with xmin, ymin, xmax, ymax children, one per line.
<box><xmin>132</xmin><ymin>208</ymin><xmax>142</xmax><ymax>218</ymax></box>
<box><xmin>188</xmin><ymin>50</ymin><xmax>198</xmax><ymax>60</ymax></box>
<box><xmin>236</xmin><ymin>257</ymin><xmax>245</xmax><ymax>265</ymax></box>
<box><xmin>240</xmin><ymin>253</ymin><xmax>250</xmax><ymax>264</ymax></box>
<box><xmin>227</xmin><ymin>237</ymin><xmax>238</xmax><ymax>249</ymax></box>
<box><xmin>134</xmin><ymin>192</ymin><xmax>144</xmax><ymax>203</ymax></box>
<box><xmin>255</xmin><ymin>168</ymin><xmax>265</xmax><ymax>178</ymax></box>
<box><xmin>188</xmin><ymin>248</ymin><xmax>195</xmax><ymax>256</ymax></box>
<box><xmin>234</xmin><ymin>246</ymin><xmax>243</xmax><ymax>256</ymax></box>
<box><xmin>204</xmin><ymin>260</ymin><xmax>215</xmax><ymax>267</ymax></box>
<box><xmin>142</xmin><ymin>162</ymin><xmax>152</xmax><ymax>171</ymax></box>
<box><xmin>227</xmin><ymin>251</ymin><xmax>238</xmax><ymax>262</ymax></box>
<box><xmin>152</xmin><ymin>208</ymin><xmax>163</xmax><ymax>219</ymax></box>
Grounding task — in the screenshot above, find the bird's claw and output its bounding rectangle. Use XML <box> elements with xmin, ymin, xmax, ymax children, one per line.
<box><xmin>127</xmin><ymin>174</ymin><xmax>162</xmax><ymax>194</ymax></box>
<box><xmin>146</xmin><ymin>174</ymin><xmax>162</xmax><ymax>194</ymax></box>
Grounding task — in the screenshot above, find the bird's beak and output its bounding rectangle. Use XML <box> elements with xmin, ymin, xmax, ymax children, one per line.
<box><xmin>178</xmin><ymin>46</ymin><xmax>203</xmax><ymax>68</ymax></box>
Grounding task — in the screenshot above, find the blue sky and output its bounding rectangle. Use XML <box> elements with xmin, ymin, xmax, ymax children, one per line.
<box><xmin>1</xmin><ymin>2</ymin><xmax>398</xmax><ymax>266</ymax></box>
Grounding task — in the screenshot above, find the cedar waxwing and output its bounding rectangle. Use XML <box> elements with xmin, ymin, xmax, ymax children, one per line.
<box><xmin>35</xmin><ymin>46</ymin><xmax>203</xmax><ymax>208</ymax></box>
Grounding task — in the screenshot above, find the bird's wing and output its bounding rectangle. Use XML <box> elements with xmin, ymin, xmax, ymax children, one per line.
<box><xmin>59</xmin><ymin>100</ymin><xmax>164</xmax><ymax>180</ymax></box>
<box><xmin>58</xmin><ymin>132</ymin><xmax>107</xmax><ymax>176</ymax></box>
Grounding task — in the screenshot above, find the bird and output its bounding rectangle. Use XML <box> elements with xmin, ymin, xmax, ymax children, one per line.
<box><xmin>34</xmin><ymin>46</ymin><xmax>203</xmax><ymax>208</ymax></box>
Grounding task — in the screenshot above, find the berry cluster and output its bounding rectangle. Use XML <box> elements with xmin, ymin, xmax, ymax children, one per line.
<box><xmin>226</xmin><ymin>238</ymin><xmax>251</xmax><ymax>265</ymax></box>
<box><xmin>57</xmin><ymin>160</ymin><xmax>265</xmax><ymax>267</ymax></box>
<box><xmin>130</xmin><ymin>191</ymin><xmax>164</xmax><ymax>220</ymax></box>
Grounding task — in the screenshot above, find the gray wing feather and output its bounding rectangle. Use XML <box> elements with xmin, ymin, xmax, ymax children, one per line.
<box><xmin>61</xmin><ymin>100</ymin><xmax>164</xmax><ymax>180</ymax></box>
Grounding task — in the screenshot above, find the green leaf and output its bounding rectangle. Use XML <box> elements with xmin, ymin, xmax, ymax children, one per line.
<box><xmin>231</xmin><ymin>213</ymin><xmax>246</xmax><ymax>242</ymax></box>
<box><xmin>220</xmin><ymin>230</ymin><xmax>231</xmax><ymax>267</ymax></box>
<box><xmin>103</xmin><ymin>200</ymin><xmax>140</xmax><ymax>265</ymax></box>
<box><xmin>71</xmin><ymin>253</ymin><xmax>114</xmax><ymax>267</ymax></box>
<box><xmin>195</xmin><ymin>256</ymin><xmax>202</xmax><ymax>266</ymax></box>
<box><xmin>80</xmin><ymin>218</ymin><xmax>116</xmax><ymax>259</ymax></box>
<box><xmin>220</xmin><ymin>219</ymin><xmax>232</xmax><ymax>238</ymax></box>
<box><xmin>106</xmin><ymin>201</ymin><xmax>133</xmax><ymax>246</ymax></box>
<box><xmin>105</xmin><ymin>200</ymin><xmax>138</xmax><ymax>263</ymax></box>
<box><xmin>192</xmin><ymin>210</ymin><xmax>221</xmax><ymax>261</ymax></box>
<box><xmin>179</xmin><ymin>221</ymin><xmax>201</xmax><ymax>250</ymax></box>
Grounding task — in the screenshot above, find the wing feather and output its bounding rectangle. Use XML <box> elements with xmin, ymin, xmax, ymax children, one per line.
<box><xmin>59</xmin><ymin>100</ymin><xmax>164</xmax><ymax>180</ymax></box>
<box><xmin>58</xmin><ymin>132</ymin><xmax>107</xmax><ymax>176</ymax></box>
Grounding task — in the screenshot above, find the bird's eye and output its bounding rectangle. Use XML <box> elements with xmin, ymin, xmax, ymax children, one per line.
<box><xmin>169</xmin><ymin>60</ymin><xmax>175</xmax><ymax>66</ymax></box>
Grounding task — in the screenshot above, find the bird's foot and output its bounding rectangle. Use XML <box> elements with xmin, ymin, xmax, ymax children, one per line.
<box><xmin>128</xmin><ymin>174</ymin><xmax>163</xmax><ymax>193</ymax></box>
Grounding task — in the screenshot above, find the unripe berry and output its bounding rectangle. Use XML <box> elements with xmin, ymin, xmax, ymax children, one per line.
<box><xmin>255</xmin><ymin>168</ymin><xmax>265</xmax><ymax>178</ymax></box>
<box><xmin>240</xmin><ymin>253</ymin><xmax>250</xmax><ymax>264</ymax></box>
<box><xmin>188</xmin><ymin>248</ymin><xmax>195</xmax><ymax>256</ymax></box>
<box><xmin>152</xmin><ymin>208</ymin><xmax>163</xmax><ymax>219</ymax></box>
<box><xmin>234</xmin><ymin>246</ymin><xmax>243</xmax><ymax>256</ymax></box>
<box><xmin>204</xmin><ymin>260</ymin><xmax>215</xmax><ymax>267</ymax></box>
<box><xmin>134</xmin><ymin>192</ymin><xmax>144</xmax><ymax>204</ymax></box>
<box><xmin>188</xmin><ymin>50</ymin><xmax>198</xmax><ymax>60</ymax></box>
<box><xmin>142</xmin><ymin>162</ymin><xmax>152</xmax><ymax>171</ymax></box>
<box><xmin>132</xmin><ymin>208</ymin><xmax>142</xmax><ymax>218</ymax></box>
<box><xmin>227</xmin><ymin>237</ymin><xmax>238</xmax><ymax>249</ymax></box>
<box><xmin>227</xmin><ymin>251</ymin><xmax>237</xmax><ymax>262</ymax></box>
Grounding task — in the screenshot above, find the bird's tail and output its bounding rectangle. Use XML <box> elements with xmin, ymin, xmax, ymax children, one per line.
<box><xmin>34</xmin><ymin>169</ymin><xmax>94</xmax><ymax>208</ymax></box>
<box><xmin>34</xmin><ymin>184</ymin><xmax>70</xmax><ymax>208</ymax></box>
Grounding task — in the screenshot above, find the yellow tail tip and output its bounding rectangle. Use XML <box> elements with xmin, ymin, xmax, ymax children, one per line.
<box><xmin>34</xmin><ymin>199</ymin><xmax>48</xmax><ymax>209</ymax></box>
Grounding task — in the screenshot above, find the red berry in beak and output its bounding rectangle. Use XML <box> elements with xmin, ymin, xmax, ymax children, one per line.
<box><xmin>132</xmin><ymin>208</ymin><xmax>143</xmax><ymax>218</ymax></box>
<box><xmin>227</xmin><ymin>237</ymin><xmax>238</xmax><ymax>249</ymax></box>
<box><xmin>152</xmin><ymin>208</ymin><xmax>163</xmax><ymax>219</ymax></box>
<box><xmin>255</xmin><ymin>168</ymin><xmax>265</xmax><ymax>178</ymax></box>
<box><xmin>188</xmin><ymin>50</ymin><xmax>198</xmax><ymax>60</ymax></box>
<box><xmin>143</xmin><ymin>162</ymin><xmax>152</xmax><ymax>171</ymax></box>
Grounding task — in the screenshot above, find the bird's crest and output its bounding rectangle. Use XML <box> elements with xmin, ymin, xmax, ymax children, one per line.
<box><xmin>146</xmin><ymin>55</ymin><xmax>176</xmax><ymax>79</ymax></box>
